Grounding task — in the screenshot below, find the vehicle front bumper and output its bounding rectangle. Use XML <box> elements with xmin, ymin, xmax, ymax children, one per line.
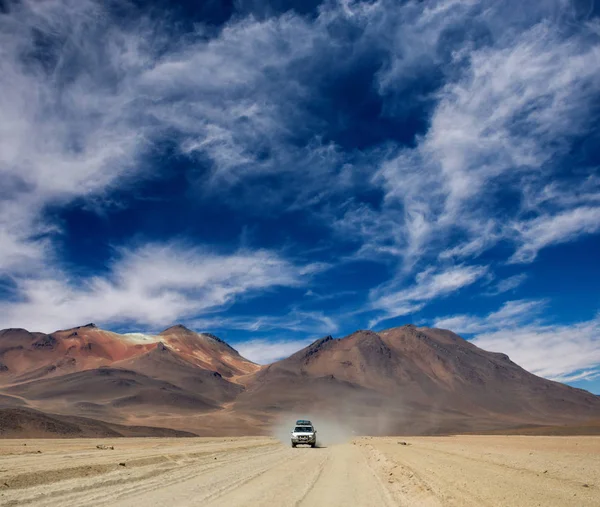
<box><xmin>291</xmin><ymin>435</ymin><xmax>316</xmax><ymax>444</ymax></box>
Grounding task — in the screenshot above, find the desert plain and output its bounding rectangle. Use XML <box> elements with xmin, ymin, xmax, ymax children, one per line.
<box><xmin>0</xmin><ymin>434</ymin><xmax>598</xmax><ymax>507</ymax></box>
<box><xmin>2</xmin><ymin>325</ymin><xmax>600</xmax><ymax>506</ymax></box>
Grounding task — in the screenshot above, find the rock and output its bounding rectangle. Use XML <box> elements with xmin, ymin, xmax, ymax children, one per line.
<box><xmin>96</xmin><ymin>445</ymin><xmax>114</xmax><ymax>450</ymax></box>
<box><xmin>582</xmin><ymin>484</ymin><xmax>589</xmax><ymax>488</ymax></box>
<box><xmin>32</xmin><ymin>336</ymin><xmax>58</xmax><ymax>349</ymax></box>
<box><xmin>119</xmin><ymin>462</ymin><xmax>126</xmax><ymax>467</ymax></box>
<box><xmin>398</xmin><ymin>441</ymin><xmax>409</xmax><ymax>445</ymax></box>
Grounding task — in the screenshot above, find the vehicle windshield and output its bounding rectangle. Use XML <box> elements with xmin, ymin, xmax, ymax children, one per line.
<box><xmin>294</xmin><ymin>426</ymin><xmax>313</xmax><ymax>433</ymax></box>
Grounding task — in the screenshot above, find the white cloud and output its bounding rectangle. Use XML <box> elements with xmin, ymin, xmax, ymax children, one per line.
<box><xmin>0</xmin><ymin>0</ymin><xmax>348</xmax><ymax>332</ymax></box>
<box><xmin>434</xmin><ymin>300</ymin><xmax>600</xmax><ymax>382</ymax></box>
<box><xmin>349</xmin><ymin>4</ymin><xmax>600</xmax><ymax>271</ymax></box>
<box><xmin>509</xmin><ymin>207</ymin><xmax>600</xmax><ymax>263</ymax></box>
<box><xmin>235</xmin><ymin>310</ymin><xmax>338</xmax><ymax>335</ymax></box>
<box><xmin>234</xmin><ymin>337</ymin><xmax>315</xmax><ymax>364</ymax></box>
<box><xmin>188</xmin><ymin>308</ymin><xmax>339</xmax><ymax>338</ymax></box>
<box><xmin>369</xmin><ymin>264</ymin><xmax>488</xmax><ymax>326</ymax></box>
<box><xmin>0</xmin><ymin>0</ymin><xmax>155</xmax><ymax>275</ymax></box>
<box><xmin>483</xmin><ymin>273</ymin><xmax>528</xmax><ymax>296</ymax></box>
<box><xmin>1</xmin><ymin>0</ymin><xmax>600</xmax><ymax>340</ymax></box>
<box><xmin>0</xmin><ymin>0</ymin><xmax>368</xmax><ymax>279</ymax></box>
<box><xmin>474</xmin><ymin>322</ymin><xmax>600</xmax><ymax>382</ymax></box>
<box><xmin>434</xmin><ymin>299</ymin><xmax>546</xmax><ymax>334</ymax></box>
<box><xmin>0</xmin><ymin>243</ymin><xmax>325</xmax><ymax>332</ymax></box>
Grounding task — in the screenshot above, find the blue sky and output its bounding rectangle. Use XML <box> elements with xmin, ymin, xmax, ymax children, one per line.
<box><xmin>1</xmin><ymin>0</ymin><xmax>600</xmax><ymax>393</ymax></box>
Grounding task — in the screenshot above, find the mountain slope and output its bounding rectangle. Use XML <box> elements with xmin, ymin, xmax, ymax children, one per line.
<box><xmin>0</xmin><ymin>407</ymin><xmax>196</xmax><ymax>438</ymax></box>
<box><xmin>4</xmin><ymin>366</ymin><xmax>221</xmax><ymax>422</ymax></box>
<box><xmin>158</xmin><ymin>325</ymin><xmax>259</xmax><ymax>377</ymax></box>
<box><xmin>235</xmin><ymin>326</ymin><xmax>600</xmax><ymax>434</ymax></box>
<box><xmin>0</xmin><ymin>324</ymin><xmax>156</xmax><ymax>383</ymax></box>
<box><xmin>0</xmin><ymin>326</ymin><xmax>252</xmax><ymax>429</ymax></box>
<box><xmin>113</xmin><ymin>342</ymin><xmax>243</xmax><ymax>403</ymax></box>
<box><xmin>0</xmin><ymin>323</ymin><xmax>258</xmax><ymax>382</ymax></box>
<box><xmin>0</xmin><ymin>323</ymin><xmax>599</xmax><ymax>436</ymax></box>
<box><xmin>377</xmin><ymin>326</ymin><xmax>599</xmax><ymax>420</ymax></box>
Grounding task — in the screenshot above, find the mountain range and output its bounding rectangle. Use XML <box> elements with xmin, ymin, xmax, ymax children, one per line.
<box><xmin>1</xmin><ymin>323</ymin><xmax>599</xmax><ymax>437</ymax></box>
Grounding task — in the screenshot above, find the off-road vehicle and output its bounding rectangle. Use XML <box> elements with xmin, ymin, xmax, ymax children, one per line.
<box><xmin>291</xmin><ymin>420</ymin><xmax>317</xmax><ymax>448</ymax></box>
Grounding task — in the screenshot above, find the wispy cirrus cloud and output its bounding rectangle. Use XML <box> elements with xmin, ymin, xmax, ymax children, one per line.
<box><xmin>0</xmin><ymin>0</ymin><xmax>150</xmax><ymax>275</ymax></box>
<box><xmin>434</xmin><ymin>299</ymin><xmax>546</xmax><ymax>334</ymax></box>
<box><xmin>509</xmin><ymin>207</ymin><xmax>600</xmax><ymax>263</ymax></box>
<box><xmin>369</xmin><ymin>15</ymin><xmax>600</xmax><ymax>266</ymax></box>
<box><xmin>0</xmin><ymin>0</ymin><xmax>346</xmax><ymax>331</ymax></box>
<box><xmin>1</xmin><ymin>0</ymin><xmax>600</xmax><ymax>346</ymax></box>
<box><xmin>483</xmin><ymin>273</ymin><xmax>528</xmax><ymax>297</ymax></box>
<box><xmin>333</xmin><ymin>2</ymin><xmax>600</xmax><ymax>321</ymax></box>
<box><xmin>189</xmin><ymin>307</ymin><xmax>339</xmax><ymax>336</ymax></box>
<box><xmin>369</xmin><ymin>264</ymin><xmax>488</xmax><ymax>327</ymax></box>
<box><xmin>0</xmin><ymin>242</ymin><xmax>325</xmax><ymax>332</ymax></box>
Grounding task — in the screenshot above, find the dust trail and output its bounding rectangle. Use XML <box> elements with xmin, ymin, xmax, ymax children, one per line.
<box><xmin>270</xmin><ymin>412</ymin><xmax>357</xmax><ymax>447</ymax></box>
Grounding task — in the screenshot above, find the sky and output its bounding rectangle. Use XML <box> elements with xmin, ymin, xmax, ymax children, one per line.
<box><xmin>1</xmin><ymin>0</ymin><xmax>599</xmax><ymax>393</ymax></box>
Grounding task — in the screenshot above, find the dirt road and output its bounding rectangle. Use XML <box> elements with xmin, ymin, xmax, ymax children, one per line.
<box><xmin>0</xmin><ymin>435</ymin><xmax>598</xmax><ymax>506</ymax></box>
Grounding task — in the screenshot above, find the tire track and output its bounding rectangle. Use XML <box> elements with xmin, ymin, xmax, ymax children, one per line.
<box><xmin>1</xmin><ymin>442</ymin><xmax>282</xmax><ymax>507</ymax></box>
<box><xmin>3</xmin><ymin>436</ymin><xmax>597</xmax><ymax>507</ymax></box>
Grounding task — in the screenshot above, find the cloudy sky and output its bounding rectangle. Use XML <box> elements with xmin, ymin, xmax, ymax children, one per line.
<box><xmin>1</xmin><ymin>0</ymin><xmax>600</xmax><ymax>393</ymax></box>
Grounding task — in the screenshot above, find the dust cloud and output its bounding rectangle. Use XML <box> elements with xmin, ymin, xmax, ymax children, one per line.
<box><xmin>271</xmin><ymin>412</ymin><xmax>359</xmax><ymax>447</ymax></box>
<box><xmin>268</xmin><ymin>393</ymin><xmax>411</xmax><ymax>442</ymax></box>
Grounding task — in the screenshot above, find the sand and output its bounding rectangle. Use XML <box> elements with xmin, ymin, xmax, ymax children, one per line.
<box><xmin>0</xmin><ymin>435</ymin><xmax>598</xmax><ymax>506</ymax></box>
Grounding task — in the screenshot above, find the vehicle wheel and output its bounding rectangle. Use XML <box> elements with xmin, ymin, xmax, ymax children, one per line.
<box><xmin>291</xmin><ymin>443</ymin><xmax>296</xmax><ymax>448</ymax></box>
<box><xmin>311</xmin><ymin>443</ymin><xmax>316</xmax><ymax>448</ymax></box>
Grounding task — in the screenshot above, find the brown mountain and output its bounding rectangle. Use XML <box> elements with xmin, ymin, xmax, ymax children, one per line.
<box><xmin>0</xmin><ymin>324</ymin><xmax>156</xmax><ymax>382</ymax></box>
<box><xmin>0</xmin><ymin>325</ymin><xmax>255</xmax><ymax>429</ymax></box>
<box><xmin>235</xmin><ymin>326</ymin><xmax>600</xmax><ymax>434</ymax></box>
<box><xmin>1</xmin><ymin>323</ymin><xmax>599</xmax><ymax>436</ymax></box>
<box><xmin>0</xmin><ymin>324</ymin><xmax>258</xmax><ymax>384</ymax></box>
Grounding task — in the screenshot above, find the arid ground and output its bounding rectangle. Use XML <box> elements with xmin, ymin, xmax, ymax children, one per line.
<box><xmin>0</xmin><ymin>435</ymin><xmax>598</xmax><ymax>506</ymax></box>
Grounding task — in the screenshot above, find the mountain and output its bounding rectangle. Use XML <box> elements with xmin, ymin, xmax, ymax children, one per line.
<box><xmin>0</xmin><ymin>324</ymin><xmax>258</xmax><ymax>384</ymax></box>
<box><xmin>235</xmin><ymin>326</ymin><xmax>600</xmax><ymax>434</ymax></box>
<box><xmin>1</xmin><ymin>323</ymin><xmax>599</xmax><ymax>436</ymax></box>
<box><xmin>0</xmin><ymin>324</ymin><xmax>156</xmax><ymax>382</ymax></box>
<box><xmin>0</xmin><ymin>324</ymin><xmax>255</xmax><ymax>428</ymax></box>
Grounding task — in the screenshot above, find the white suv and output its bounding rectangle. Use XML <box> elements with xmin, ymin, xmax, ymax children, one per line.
<box><xmin>291</xmin><ymin>420</ymin><xmax>317</xmax><ymax>448</ymax></box>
